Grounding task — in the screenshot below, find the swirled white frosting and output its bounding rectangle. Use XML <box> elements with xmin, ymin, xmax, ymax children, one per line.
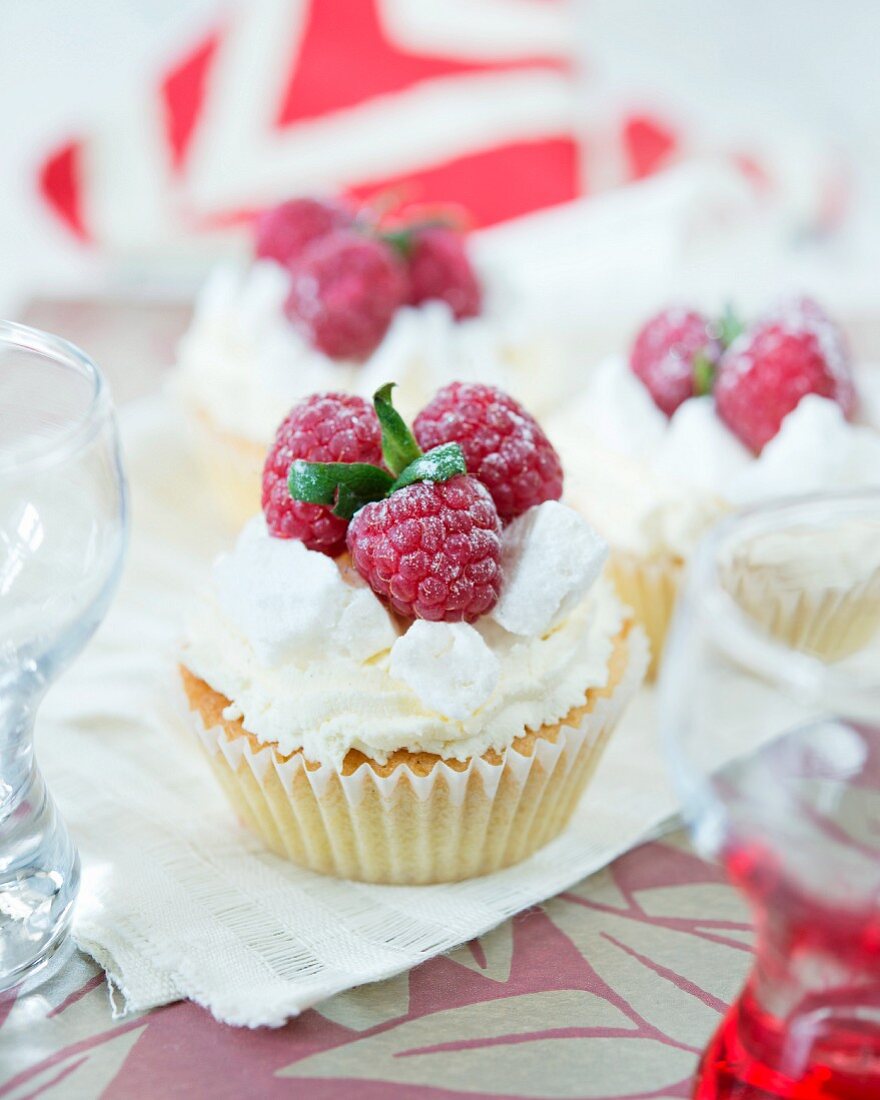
<box><xmin>176</xmin><ymin>259</ymin><xmax>563</xmax><ymax>444</ymax></box>
<box><xmin>182</xmin><ymin>516</ymin><xmax>627</xmax><ymax>768</ymax></box>
<box><xmin>551</xmin><ymin>356</ymin><xmax>880</xmax><ymax>559</ymax></box>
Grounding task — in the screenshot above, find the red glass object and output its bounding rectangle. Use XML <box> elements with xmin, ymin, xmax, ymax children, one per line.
<box><xmin>658</xmin><ymin>494</ymin><xmax>880</xmax><ymax>1100</ymax></box>
<box><xmin>695</xmin><ymin>838</ymin><xmax>880</xmax><ymax>1099</ymax></box>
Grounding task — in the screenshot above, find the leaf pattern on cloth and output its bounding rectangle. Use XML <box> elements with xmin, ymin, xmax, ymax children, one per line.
<box><xmin>0</xmin><ymin>838</ymin><xmax>753</xmax><ymax>1100</ymax></box>
<box><xmin>446</xmin><ymin>921</ymin><xmax>516</xmax><ymax>984</ymax></box>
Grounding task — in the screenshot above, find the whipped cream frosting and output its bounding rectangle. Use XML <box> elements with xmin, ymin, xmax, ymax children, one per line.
<box><xmin>551</xmin><ymin>356</ymin><xmax>880</xmax><ymax>559</ymax></box>
<box><xmin>176</xmin><ymin>258</ymin><xmax>561</xmax><ymax>445</ymax></box>
<box><xmin>182</xmin><ymin>515</ymin><xmax>626</xmax><ymax>768</ymax></box>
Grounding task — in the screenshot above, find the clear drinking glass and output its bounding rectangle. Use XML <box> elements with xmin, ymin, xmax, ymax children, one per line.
<box><xmin>660</xmin><ymin>492</ymin><xmax>880</xmax><ymax>1099</ymax></box>
<box><xmin>0</xmin><ymin>321</ymin><xmax>126</xmax><ymax>990</ymax></box>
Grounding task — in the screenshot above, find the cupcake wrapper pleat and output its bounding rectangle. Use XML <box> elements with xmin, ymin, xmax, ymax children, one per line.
<box><xmin>182</xmin><ymin>628</ymin><xmax>648</xmax><ymax>885</ymax></box>
<box><xmin>723</xmin><ymin>566</ymin><xmax>880</xmax><ymax>661</ymax></box>
<box><xmin>607</xmin><ymin>551</ymin><xmax>682</xmax><ymax>679</ymax></box>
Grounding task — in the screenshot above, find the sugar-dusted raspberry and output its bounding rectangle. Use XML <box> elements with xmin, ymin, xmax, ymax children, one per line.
<box><xmin>715</xmin><ymin>300</ymin><xmax>856</xmax><ymax>453</ymax></box>
<box><xmin>254</xmin><ymin>197</ymin><xmax>354</xmax><ymax>268</ymax></box>
<box><xmin>262</xmin><ymin>393</ymin><xmax>383</xmax><ymax>554</ymax></box>
<box><xmin>629</xmin><ymin>307</ymin><xmax>720</xmax><ymax>416</ymax></box>
<box><xmin>406</xmin><ymin>226</ymin><xmax>482</xmax><ymax>319</ymax></box>
<box><xmin>346</xmin><ymin>475</ymin><xmax>502</xmax><ymax>621</ymax></box>
<box><xmin>284</xmin><ymin>230</ymin><xmax>408</xmax><ymax>360</ymax></box>
<box><xmin>413</xmin><ymin>383</ymin><xmax>562</xmax><ymax>522</ymax></box>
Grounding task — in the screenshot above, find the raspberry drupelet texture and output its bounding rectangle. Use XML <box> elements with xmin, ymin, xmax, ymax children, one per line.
<box><xmin>413</xmin><ymin>383</ymin><xmax>563</xmax><ymax>522</ymax></box>
<box><xmin>284</xmin><ymin>230</ymin><xmax>408</xmax><ymax>360</ymax></box>
<box><xmin>715</xmin><ymin>301</ymin><xmax>856</xmax><ymax>453</ymax></box>
<box><xmin>254</xmin><ymin>197</ymin><xmax>354</xmax><ymax>268</ymax></box>
<box><xmin>406</xmin><ymin>226</ymin><xmax>482</xmax><ymax>319</ymax></box>
<box><xmin>262</xmin><ymin>393</ymin><xmax>383</xmax><ymax>554</ymax></box>
<box><xmin>346</xmin><ymin>475</ymin><xmax>502</xmax><ymax>622</ymax></box>
<box><xmin>629</xmin><ymin>307</ymin><xmax>719</xmax><ymax>416</ymax></box>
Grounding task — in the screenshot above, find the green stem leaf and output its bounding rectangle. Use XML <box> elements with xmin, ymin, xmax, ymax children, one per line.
<box><xmin>288</xmin><ymin>460</ymin><xmax>394</xmax><ymax>520</ymax></box>
<box><xmin>374</xmin><ymin>383</ymin><xmax>422</xmax><ymax>476</ymax></box>
<box><xmin>717</xmin><ymin>303</ymin><xmax>745</xmax><ymax>349</ymax></box>
<box><xmin>378</xmin><ymin>217</ymin><xmax>456</xmax><ymax>259</ymax></box>
<box><xmin>390</xmin><ymin>443</ymin><xmax>466</xmax><ymax>492</ymax></box>
<box><xmin>693</xmin><ymin>351</ymin><xmax>716</xmax><ymax>397</ymax></box>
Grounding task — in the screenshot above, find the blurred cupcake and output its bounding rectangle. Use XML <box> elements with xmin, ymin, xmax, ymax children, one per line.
<box><xmin>550</xmin><ymin>298</ymin><xmax>880</xmax><ymax>674</ymax></box>
<box><xmin>176</xmin><ymin>196</ymin><xmax>561</xmax><ymax>525</ymax></box>
<box><xmin>719</xmin><ymin>518</ymin><xmax>880</xmax><ymax>661</ymax></box>
<box><xmin>179</xmin><ymin>384</ymin><xmax>647</xmax><ymax>883</ymax></box>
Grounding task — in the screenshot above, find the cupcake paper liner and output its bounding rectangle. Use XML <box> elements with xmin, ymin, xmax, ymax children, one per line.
<box><xmin>179</xmin><ymin>625</ymin><xmax>647</xmax><ymax>885</ymax></box>
<box><xmin>606</xmin><ymin>550</ymin><xmax>683</xmax><ymax>679</ymax></box>
<box><xmin>722</xmin><ymin>563</ymin><xmax>880</xmax><ymax>662</ymax></box>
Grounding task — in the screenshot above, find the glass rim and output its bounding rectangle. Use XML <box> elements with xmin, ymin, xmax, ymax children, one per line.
<box><xmin>680</xmin><ymin>488</ymin><xmax>880</xmax><ymax>716</ymax></box>
<box><xmin>0</xmin><ymin>319</ymin><xmax>109</xmax><ymax>475</ymax></box>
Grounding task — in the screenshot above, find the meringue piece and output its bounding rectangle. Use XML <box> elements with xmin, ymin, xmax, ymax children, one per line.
<box><xmin>492</xmin><ymin>501</ymin><xmax>608</xmax><ymax>636</ymax></box>
<box><xmin>654</xmin><ymin>396</ymin><xmax>751</xmax><ymax>491</ymax></box>
<box><xmin>213</xmin><ymin>521</ymin><xmax>395</xmax><ymax>666</ymax></box>
<box><xmin>337</xmin><ymin>587</ymin><xmax>399</xmax><ymax>662</ymax></box>
<box><xmin>389</xmin><ymin>621</ymin><xmax>500</xmax><ymax>720</ymax></box>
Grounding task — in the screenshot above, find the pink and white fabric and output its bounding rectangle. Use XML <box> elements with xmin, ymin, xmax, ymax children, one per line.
<box><xmin>35</xmin><ymin>0</ymin><xmax>842</xmax><ymax>254</ymax></box>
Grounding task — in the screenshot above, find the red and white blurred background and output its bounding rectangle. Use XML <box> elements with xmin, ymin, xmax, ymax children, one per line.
<box><xmin>2</xmin><ymin>0</ymin><xmax>879</xmax><ymax>352</ymax></box>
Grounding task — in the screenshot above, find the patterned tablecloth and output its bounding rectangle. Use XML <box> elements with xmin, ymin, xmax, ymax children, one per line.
<box><xmin>0</xmin><ymin>302</ymin><xmax>754</xmax><ymax>1099</ymax></box>
<box><xmin>0</xmin><ymin>832</ymin><xmax>752</xmax><ymax>1099</ymax></box>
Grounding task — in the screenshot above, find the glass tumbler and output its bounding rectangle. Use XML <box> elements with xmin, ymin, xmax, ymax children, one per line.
<box><xmin>660</xmin><ymin>492</ymin><xmax>880</xmax><ymax>1099</ymax></box>
<box><xmin>0</xmin><ymin>321</ymin><xmax>126</xmax><ymax>990</ymax></box>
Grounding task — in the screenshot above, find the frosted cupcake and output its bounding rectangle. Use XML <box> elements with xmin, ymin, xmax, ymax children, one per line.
<box><xmin>179</xmin><ymin>383</ymin><xmax>647</xmax><ymax>884</ymax></box>
<box><xmin>176</xmin><ymin>197</ymin><xmax>563</xmax><ymax>525</ymax></box>
<box><xmin>550</xmin><ymin>298</ymin><xmax>880</xmax><ymax>672</ymax></box>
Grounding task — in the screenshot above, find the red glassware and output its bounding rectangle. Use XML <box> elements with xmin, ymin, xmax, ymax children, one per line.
<box><xmin>696</xmin><ymin>836</ymin><xmax>880</xmax><ymax>1099</ymax></box>
<box><xmin>658</xmin><ymin>493</ymin><xmax>880</xmax><ymax>1100</ymax></box>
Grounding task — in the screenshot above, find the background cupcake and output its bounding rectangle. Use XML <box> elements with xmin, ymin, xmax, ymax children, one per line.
<box><xmin>176</xmin><ymin>196</ymin><xmax>565</xmax><ymax>526</ymax></box>
<box><xmin>180</xmin><ymin>383</ymin><xmax>647</xmax><ymax>883</ymax></box>
<box><xmin>551</xmin><ymin>297</ymin><xmax>880</xmax><ymax>673</ymax></box>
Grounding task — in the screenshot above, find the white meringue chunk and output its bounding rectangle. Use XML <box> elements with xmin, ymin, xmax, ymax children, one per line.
<box><xmin>389</xmin><ymin>621</ymin><xmax>500</xmax><ymax>720</ymax></box>
<box><xmin>213</xmin><ymin>520</ymin><xmax>395</xmax><ymax>666</ymax></box>
<box><xmin>492</xmin><ymin>501</ymin><xmax>608</xmax><ymax>636</ymax></box>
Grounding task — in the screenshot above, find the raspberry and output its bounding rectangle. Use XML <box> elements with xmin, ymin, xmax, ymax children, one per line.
<box><xmin>346</xmin><ymin>475</ymin><xmax>502</xmax><ymax>621</ymax></box>
<box><xmin>413</xmin><ymin>383</ymin><xmax>563</xmax><ymax>522</ymax></box>
<box><xmin>284</xmin><ymin>230</ymin><xmax>408</xmax><ymax>360</ymax></box>
<box><xmin>262</xmin><ymin>393</ymin><xmax>383</xmax><ymax>554</ymax></box>
<box><xmin>254</xmin><ymin>197</ymin><xmax>354</xmax><ymax>268</ymax></box>
<box><xmin>715</xmin><ymin>301</ymin><xmax>856</xmax><ymax>453</ymax></box>
<box><xmin>629</xmin><ymin>307</ymin><xmax>719</xmax><ymax>416</ymax></box>
<box><xmin>406</xmin><ymin>226</ymin><xmax>482</xmax><ymax>319</ymax></box>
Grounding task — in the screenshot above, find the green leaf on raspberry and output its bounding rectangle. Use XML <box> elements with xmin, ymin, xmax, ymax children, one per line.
<box><xmin>390</xmin><ymin>443</ymin><xmax>466</xmax><ymax>492</ymax></box>
<box><xmin>379</xmin><ymin>217</ymin><xmax>457</xmax><ymax>260</ymax></box>
<box><xmin>717</xmin><ymin>303</ymin><xmax>745</xmax><ymax>349</ymax></box>
<box><xmin>374</xmin><ymin>383</ymin><xmax>422</xmax><ymax>476</ymax></box>
<box><xmin>693</xmin><ymin>351</ymin><xmax>716</xmax><ymax>396</ymax></box>
<box><xmin>288</xmin><ymin>459</ymin><xmax>394</xmax><ymax>520</ymax></box>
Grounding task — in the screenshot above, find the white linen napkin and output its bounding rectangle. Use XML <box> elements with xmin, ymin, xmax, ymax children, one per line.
<box><xmin>32</xmin><ymin>395</ymin><xmax>681</xmax><ymax>1027</ymax></box>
